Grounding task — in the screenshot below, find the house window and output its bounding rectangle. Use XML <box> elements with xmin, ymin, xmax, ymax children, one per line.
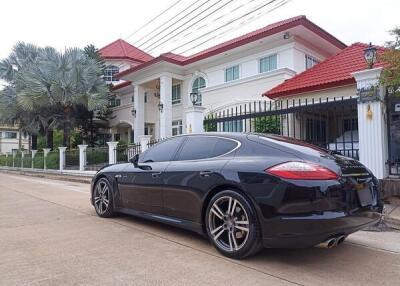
<box><xmin>144</xmin><ymin>92</ymin><xmax>148</xmax><ymax>103</ymax></box>
<box><xmin>104</xmin><ymin>66</ymin><xmax>119</xmax><ymax>82</ymax></box>
<box><xmin>260</xmin><ymin>54</ymin><xmax>277</xmax><ymax>73</ymax></box>
<box><xmin>4</xmin><ymin>132</ymin><xmax>17</xmax><ymax>139</ymax></box>
<box><xmin>225</xmin><ymin>65</ymin><xmax>239</xmax><ymax>82</ymax></box>
<box><xmin>114</xmin><ymin>134</ymin><xmax>120</xmax><ymax>141</ymax></box>
<box><xmin>223</xmin><ymin>120</ymin><xmax>243</xmax><ymax>132</ymax></box>
<box><xmin>172</xmin><ymin>120</ymin><xmax>183</xmax><ymax>136</ymax></box>
<box><xmin>192</xmin><ymin>77</ymin><xmax>206</xmax><ymax>105</ymax></box>
<box><xmin>172</xmin><ymin>84</ymin><xmax>181</xmax><ymax>105</ymax></box>
<box><xmin>109</xmin><ymin>98</ymin><xmax>121</xmax><ymax>107</ymax></box>
<box><xmin>305</xmin><ymin>55</ymin><xmax>320</xmax><ymax>69</ymax></box>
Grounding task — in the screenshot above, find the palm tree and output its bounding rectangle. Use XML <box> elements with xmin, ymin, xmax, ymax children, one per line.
<box><xmin>14</xmin><ymin>46</ymin><xmax>108</xmax><ymax>148</ymax></box>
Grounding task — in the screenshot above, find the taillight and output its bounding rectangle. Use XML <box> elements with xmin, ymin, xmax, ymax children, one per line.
<box><xmin>265</xmin><ymin>161</ymin><xmax>338</xmax><ymax>180</ymax></box>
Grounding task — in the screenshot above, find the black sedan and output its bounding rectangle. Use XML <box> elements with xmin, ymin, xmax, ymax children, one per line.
<box><xmin>91</xmin><ymin>133</ymin><xmax>382</xmax><ymax>259</ymax></box>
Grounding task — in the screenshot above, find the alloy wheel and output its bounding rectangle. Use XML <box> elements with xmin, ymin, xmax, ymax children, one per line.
<box><xmin>208</xmin><ymin>195</ymin><xmax>250</xmax><ymax>252</ymax></box>
<box><xmin>94</xmin><ymin>180</ymin><xmax>110</xmax><ymax>215</ymax></box>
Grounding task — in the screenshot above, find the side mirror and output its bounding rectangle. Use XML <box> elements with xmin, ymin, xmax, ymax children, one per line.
<box><xmin>129</xmin><ymin>154</ymin><xmax>139</xmax><ymax>167</ymax></box>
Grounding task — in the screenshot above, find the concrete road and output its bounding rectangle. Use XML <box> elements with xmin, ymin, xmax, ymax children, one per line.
<box><xmin>0</xmin><ymin>173</ymin><xmax>399</xmax><ymax>286</ymax></box>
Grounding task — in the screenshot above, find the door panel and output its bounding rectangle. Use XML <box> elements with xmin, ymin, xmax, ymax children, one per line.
<box><xmin>163</xmin><ymin>159</ymin><xmax>228</xmax><ymax>223</ymax></box>
<box><xmin>118</xmin><ymin>162</ymin><xmax>169</xmax><ymax>214</ymax></box>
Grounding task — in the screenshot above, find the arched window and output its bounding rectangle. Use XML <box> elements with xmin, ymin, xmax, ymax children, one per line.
<box><xmin>104</xmin><ymin>65</ymin><xmax>119</xmax><ymax>82</ymax></box>
<box><xmin>191</xmin><ymin>77</ymin><xmax>206</xmax><ymax>105</ymax></box>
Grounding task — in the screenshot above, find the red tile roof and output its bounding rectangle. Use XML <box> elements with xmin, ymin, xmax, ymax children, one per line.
<box><xmin>116</xmin><ymin>15</ymin><xmax>346</xmax><ymax>78</ymax></box>
<box><xmin>99</xmin><ymin>39</ymin><xmax>154</xmax><ymax>63</ymax></box>
<box><xmin>263</xmin><ymin>43</ymin><xmax>386</xmax><ymax>99</ymax></box>
<box><xmin>111</xmin><ymin>81</ymin><xmax>132</xmax><ymax>91</ymax></box>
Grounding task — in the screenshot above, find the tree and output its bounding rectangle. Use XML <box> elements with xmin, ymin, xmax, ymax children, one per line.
<box><xmin>16</xmin><ymin>47</ymin><xmax>109</xmax><ymax>148</ymax></box>
<box><xmin>380</xmin><ymin>27</ymin><xmax>400</xmax><ymax>87</ymax></box>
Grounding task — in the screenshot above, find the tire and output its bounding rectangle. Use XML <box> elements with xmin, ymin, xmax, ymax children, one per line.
<box><xmin>205</xmin><ymin>190</ymin><xmax>262</xmax><ymax>259</ymax></box>
<box><xmin>93</xmin><ymin>178</ymin><xmax>115</xmax><ymax>218</ymax></box>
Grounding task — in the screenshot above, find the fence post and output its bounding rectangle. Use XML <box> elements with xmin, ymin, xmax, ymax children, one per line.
<box><xmin>107</xmin><ymin>142</ymin><xmax>118</xmax><ymax>165</ymax></box>
<box><xmin>21</xmin><ymin>150</ymin><xmax>25</xmax><ymax>168</ymax></box>
<box><xmin>78</xmin><ymin>145</ymin><xmax>88</xmax><ymax>171</ymax></box>
<box><xmin>31</xmin><ymin>150</ymin><xmax>37</xmax><ymax>169</ymax></box>
<box><xmin>43</xmin><ymin>148</ymin><xmax>51</xmax><ymax>170</ymax></box>
<box><xmin>58</xmin><ymin>147</ymin><xmax>67</xmax><ymax>171</ymax></box>
<box><xmin>12</xmin><ymin>150</ymin><xmax>16</xmax><ymax>168</ymax></box>
<box><xmin>139</xmin><ymin>135</ymin><xmax>152</xmax><ymax>153</ymax></box>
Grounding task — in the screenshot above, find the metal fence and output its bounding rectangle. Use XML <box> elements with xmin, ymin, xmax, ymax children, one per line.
<box><xmin>85</xmin><ymin>147</ymin><xmax>109</xmax><ymax>171</ymax></box>
<box><xmin>115</xmin><ymin>143</ymin><xmax>142</xmax><ymax>163</ymax></box>
<box><xmin>387</xmin><ymin>88</ymin><xmax>400</xmax><ymax>176</ymax></box>
<box><xmin>65</xmin><ymin>149</ymin><xmax>79</xmax><ymax>170</ymax></box>
<box><xmin>204</xmin><ymin>96</ymin><xmax>359</xmax><ymax>159</ymax></box>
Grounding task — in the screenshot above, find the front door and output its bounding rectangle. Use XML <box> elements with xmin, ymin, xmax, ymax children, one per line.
<box><xmin>117</xmin><ymin>136</ymin><xmax>186</xmax><ymax>214</ymax></box>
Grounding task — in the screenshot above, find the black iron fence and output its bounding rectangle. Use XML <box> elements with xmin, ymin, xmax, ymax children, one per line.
<box><xmin>85</xmin><ymin>147</ymin><xmax>109</xmax><ymax>171</ymax></box>
<box><xmin>204</xmin><ymin>96</ymin><xmax>359</xmax><ymax>159</ymax></box>
<box><xmin>386</xmin><ymin>88</ymin><xmax>400</xmax><ymax>176</ymax></box>
<box><xmin>115</xmin><ymin>143</ymin><xmax>142</xmax><ymax>163</ymax></box>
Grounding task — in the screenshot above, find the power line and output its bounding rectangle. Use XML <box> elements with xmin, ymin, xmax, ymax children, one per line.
<box><xmin>178</xmin><ymin>0</ymin><xmax>290</xmax><ymax>55</ymax></box>
<box><xmin>143</xmin><ymin>0</ymin><xmax>234</xmax><ymax>52</ymax></box>
<box><xmin>169</xmin><ymin>0</ymin><xmax>281</xmax><ymax>54</ymax></box>
<box><xmin>124</xmin><ymin>0</ymin><xmax>186</xmax><ymax>41</ymax></box>
<box><xmin>134</xmin><ymin>0</ymin><xmax>212</xmax><ymax>47</ymax></box>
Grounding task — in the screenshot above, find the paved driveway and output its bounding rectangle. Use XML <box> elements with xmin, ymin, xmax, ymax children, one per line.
<box><xmin>0</xmin><ymin>173</ymin><xmax>399</xmax><ymax>286</ymax></box>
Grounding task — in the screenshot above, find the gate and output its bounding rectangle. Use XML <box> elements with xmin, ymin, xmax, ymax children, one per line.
<box><xmin>387</xmin><ymin>87</ymin><xmax>400</xmax><ymax>176</ymax></box>
<box><xmin>204</xmin><ymin>96</ymin><xmax>359</xmax><ymax>159</ymax></box>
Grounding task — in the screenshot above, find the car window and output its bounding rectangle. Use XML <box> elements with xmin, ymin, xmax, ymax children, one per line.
<box><xmin>177</xmin><ymin>137</ymin><xmax>237</xmax><ymax>161</ymax></box>
<box><xmin>139</xmin><ymin>137</ymin><xmax>185</xmax><ymax>163</ymax></box>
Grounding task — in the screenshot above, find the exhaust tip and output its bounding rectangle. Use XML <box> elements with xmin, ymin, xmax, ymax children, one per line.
<box><xmin>336</xmin><ymin>235</ymin><xmax>346</xmax><ymax>246</ymax></box>
<box><xmin>327</xmin><ymin>238</ymin><xmax>337</xmax><ymax>248</ymax></box>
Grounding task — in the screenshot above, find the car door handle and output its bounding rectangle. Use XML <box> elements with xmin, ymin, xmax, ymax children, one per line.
<box><xmin>152</xmin><ymin>172</ymin><xmax>162</xmax><ymax>178</ymax></box>
<box><xmin>200</xmin><ymin>171</ymin><xmax>214</xmax><ymax>177</ymax></box>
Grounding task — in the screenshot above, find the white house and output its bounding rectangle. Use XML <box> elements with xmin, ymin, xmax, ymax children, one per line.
<box><xmin>0</xmin><ymin>124</ymin><xmax>29</xmax><ymax>154</ymax></box>
<box><xmin>99</xmin><ymin>15</ymin><xmax>346</xmax><ymax>143</ymax></box>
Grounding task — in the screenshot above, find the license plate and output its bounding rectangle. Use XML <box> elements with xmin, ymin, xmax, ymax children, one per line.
<box><xmin>356</xmin><ymin>183</ymin><xmax>374</xmax><ymax>207</ymax></box>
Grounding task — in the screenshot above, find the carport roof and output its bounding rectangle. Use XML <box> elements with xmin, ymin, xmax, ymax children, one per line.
<box><xmin>263</xmin><ymin>43</ymin><xmax>386</xmax><ymax>99</ymax></box>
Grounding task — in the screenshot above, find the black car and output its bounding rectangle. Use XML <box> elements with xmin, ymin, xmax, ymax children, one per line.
<box><xmin>91</xmin><ymin>133</ymin><xmax>382</xmax><ymax>259</ymax></box>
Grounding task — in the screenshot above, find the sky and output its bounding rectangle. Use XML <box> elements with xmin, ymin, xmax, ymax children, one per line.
<box><xmin>0</xmin><ymin>0</ymin><xmax>399</xmax><ymax>60</ymax></box>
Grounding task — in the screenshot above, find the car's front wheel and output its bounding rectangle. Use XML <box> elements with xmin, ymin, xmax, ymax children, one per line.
<box><xmin>205</xmin><ymin>190</ymin><xmax>262</xmax><ymax>259</ymax></box>
<box><xmin>93</xmin><ymin>178</ymin><xmax>115</xmax><ymax>218</ymax></box>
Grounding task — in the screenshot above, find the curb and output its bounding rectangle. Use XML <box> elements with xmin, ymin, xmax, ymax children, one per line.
<box><xmin>0</xmin><ymin>168</ymin><xmax>94</xmax><ymax>184</ymax></box>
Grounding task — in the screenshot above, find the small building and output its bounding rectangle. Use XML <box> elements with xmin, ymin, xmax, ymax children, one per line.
<box><xmin>99</xmin><ymin>15</ymin><xmax>345</xmax><ymax>143</ymax></box>
<box><xmin>0</xmin><ymin>124</ymin><xmax>29</xmax><ymax>154</ymax></box>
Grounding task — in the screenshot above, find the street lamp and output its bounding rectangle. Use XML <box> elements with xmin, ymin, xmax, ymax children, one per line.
<box><xmin>190</xmin><ymin>92</ymin><xmax>199</xmax><ymax>106</ymax></box>
<box><xmin>364</xmin><ymin>42</ymin><xmax>377</xmax><ymax>69</ymax></box>
<box><xmin>131</xmin><ymin>108</ymin><xmax>136</xmax><ymax>118</ymax></box>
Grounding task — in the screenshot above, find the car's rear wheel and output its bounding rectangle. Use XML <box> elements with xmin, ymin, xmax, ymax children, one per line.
<box><xmin>205</xmin><ymin>190</ymin><xmax>262</xmax><ymax>259</ymax></box>
<box><xmin>93</xmin><ymin>178</ymin><xmax>114</xmax><ymax>218</ymax></box>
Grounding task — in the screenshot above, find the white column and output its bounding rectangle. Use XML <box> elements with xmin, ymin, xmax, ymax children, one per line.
<box><xmin>107</xmin><ymin>141</ymin><xmax>118</xmax><ymax>165</ymax></box>
<box><xmin>351</xmin><ymin>67</ymin><xmax>388</xmax><ymax>179</ymax></box>
<box><xmin>159</xmin><ymin>75</ymin><xmax>172</xmax><ymax>138</ymax></box>
<box><xmin>43</xmin><ymin>148</ymin><xmax>51</xmax><ymax>170</ymax></box>
<box><xmin>134</xmin><ymin>84</ymin><xmax>145</xmax><ymax>143</ymax></box>
<box><xmin>58</xmin><ymin>147</ymin><xmax>67</xmax><ymax>171</ymax></box>
<box><xmin>31</xmin><ymin>150</ymin><xmax>37</xmax><ymax>168</ymax></box>
<box><xmin>139</xmin><ymin>135</ymin><xmax>152</xmax><ymax>153</ymax></box>
<box><xmin>184</xmin><ymin>106</ymin><xmax>206</xmax><ymax>134</ymax></box>
<box><xmin>78</xmin><ymin>145</ymin><xmax>88</xmax><ymax>171</ymax></box>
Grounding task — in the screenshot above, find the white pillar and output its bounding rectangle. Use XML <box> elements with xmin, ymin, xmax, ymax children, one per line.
<box><xmin>31</xmin><ymin>150</ymin><xmax>37</xmax><ymax>169</ymax></box>
<box><xmin>185</xmin><ymin>106</ymin><xmax>206</xmax><ymax>134</ymax></box>
<box><xmin>134</xmin><ymin>84</ymin><xmax>145</xmax><ymax>143</ymax></box>
<box><xmin>139</xmin><ymin>135</ymin><xmax>152</xmax><ymax>153</ymax></box>
<box><xmin>160</xmin><ymin>75</ymin><xmax>172</xmax><ymax>138</ymax></box>
<box><xmin>78</xmin><ymin>145</ymin><xmax>88</xmax><ymax>171</ymax></box>
<box><xmin>21</xmin><ymin>150</ymin><xmax>25</xmax><ymax>168</ymax></box>
<box><xmin>58</xmin><ymin>147</ymin><xmax>67</xmax><ymax>171</ymax></box>
<box><xmin>43</xmin><ymin>148</ymin><xmax>51</xmax><ymax>170</ymax></box>
<box><xmin>351</xmin><ymin>67</ymin><xmax>388</xmax><ymax>179</ymax></box>
<box><xmin>107</xmin><ymin>141</ymin><xmax>118</xmax><ymax>165</ymax></box>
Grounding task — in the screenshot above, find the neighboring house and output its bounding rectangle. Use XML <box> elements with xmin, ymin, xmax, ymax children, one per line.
<box><xmin>100</xmin><ymin>15</ymin><xmax>346</xmax><ymax>143</ymax></box>
<box><xmin>0</xmin><ymin>124</ymin><xmax>29</xmax><ymax>154</ymax></box>
<box><xmin>262</xmin><ymin>42</ymin><xmax>398</xmax><ymax>180</ymax></box>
